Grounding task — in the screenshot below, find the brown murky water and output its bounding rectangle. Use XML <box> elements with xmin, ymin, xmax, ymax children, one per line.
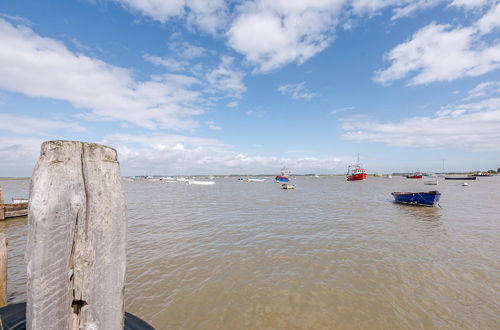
<box><xmin>1</xmin><ymin>176</ymin><xmax>499</xmax><ymax>329</ymax></box>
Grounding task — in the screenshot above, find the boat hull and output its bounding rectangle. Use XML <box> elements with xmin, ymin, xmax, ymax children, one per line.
<box><xmin>275</xmin><ymin>176</ymin><xmax>290</xmax><ymax>183</ymax></box>
<box><xmin>392</xmin><ymin>191</ymin><xmax>441</xmax><ymax>207</ymax></box>
<box><xmin>406</xmin><ymin>175</ymin><xmax>423</xmax><ymax>179</ymax></box>
<box><xmin>188</xmin><ymin>180</ymin><xmax>215</xmax><ymax>185</ymax></box>
<box><xmin>347</xmin><ymin>173</ymin><xmax>367</xmax><ymax>181</ymax></box>
<box><xmin>444</xmin><ymin>177</ymin><xmax>476</xmax><ymax>180</ymax></box>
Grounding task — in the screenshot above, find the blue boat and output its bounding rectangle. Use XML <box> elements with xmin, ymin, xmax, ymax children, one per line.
<box><xmin>391</xmin><ymin>190</ymin><xmax>441</xmax><ymax>207</ymax></box>
<box><xmin>275</xmin><ymin>167</ymin><xmax>291</xmax><ymax>183</ymax></box>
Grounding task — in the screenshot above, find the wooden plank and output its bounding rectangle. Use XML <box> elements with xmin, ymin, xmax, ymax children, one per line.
<box><xmin>0</xmin><ymin>205</ymin><xmax>4</xmax><ymax>221</ymax></box>
<box><xmin>0</xmin><ymin>233</ymin><xmax>6</xmax><ymax>307</ymax></box>
<box><xmin>27</xmin><ymin>141</ymin><xmax>127</xmax><ymax>330</ymax></box>
<box><xmin>5</xmin><ymin>209</ymin><xmax>28</xmax><ymax>218</ymax></box>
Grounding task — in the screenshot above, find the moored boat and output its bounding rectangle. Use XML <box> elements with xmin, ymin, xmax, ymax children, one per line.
<box><xmin>346</xmin><ymin>155</ymin><xmax>367</xmax><ymax>181</ymax></box>
<box><xmin>468</xmin><ymin>172</ymin><xmax>493</xmax><ymax>177</ymax></box>
<box><xmin>391</xmin><ymin>191</ymin><xmax>441</xmax><ymax>207</ymax></box>
<box><xmin>444</xmin><ymin>176</ymin><xmax>476</xmax><ymax>180</ymax></box>
<box><xmin>275</xmin><ymin>167</ymin><xmax>291</xmax><ymax>183</ymax></box>
<box><xmin>281</xmin><ymin>183</ymin><xmax>295</xmax><ymax>190</ymax></box>
<box><xmin>247</xmin><ymin>178</ymin><xmax>266</xmax><ymax>182</ymax></box>
<box><xmin>188</xmin><ymin>180</ymin><xmax>215</xmax><ymax>185</ymax></box>
<box><xmin>406</xmin><ymin>172</ymin><xmax>423</xmax><ymax>179</ymax></box>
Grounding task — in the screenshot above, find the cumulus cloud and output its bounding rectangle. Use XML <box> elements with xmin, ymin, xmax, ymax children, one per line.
<box><xmin>374</xmin><ymin>9</ymin><xmax>500</xmax><ymax>85</ymax></box>
<box><xmin>0</xmin><ymin>18</ymin><xmax>207</xmax><ymax>131</ymax></box>
<box><xmin>341</xmin><ymin>96</ymin><xmax>500</xmax><ymax>151</ymax></box>
<box><xmin>278</xmin><ymin>82</ymin><xmax>318</xmax><ymax>101</ymax></box>
<box><xmin>228</xmin><ymin>0</ymin><xmax>344</xmax><ymax>73</ymax></box>
<box><xmin>102</xmin><ymin>133</ymin><xmax>345</xmax><ymax>175</ymax></box>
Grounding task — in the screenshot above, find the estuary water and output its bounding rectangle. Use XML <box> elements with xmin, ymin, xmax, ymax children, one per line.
<box><xmin>1</xmin><ymin>176</ymin><xmax>499</xmax><ymax>329</ymax></box>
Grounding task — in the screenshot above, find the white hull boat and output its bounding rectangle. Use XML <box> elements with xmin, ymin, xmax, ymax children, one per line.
<box><xmin>247</xmin><ymin>178</ymin><xmax>266</xmax><ymax>182</ymax></box>
<box><xmin>188</xmin><ymin>180</ymin><xmax>215</xmax><ymax>185</ymax></box>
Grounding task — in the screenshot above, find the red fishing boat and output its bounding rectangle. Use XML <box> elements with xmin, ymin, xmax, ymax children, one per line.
<box><xmin>346</xmin><ymin>155</ymin><xmax>367</xmax><ymax>181</ymax></box>
<box><xmin>406</xmin><ymin>172</ymin><xmax>423</xmax><ymax>179</ymax></box>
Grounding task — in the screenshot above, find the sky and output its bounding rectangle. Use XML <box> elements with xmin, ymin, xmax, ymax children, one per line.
<box><xmin>0</xmin><ymin>0</ymin><xmax>499</xmax><ymax>176</ymax></box>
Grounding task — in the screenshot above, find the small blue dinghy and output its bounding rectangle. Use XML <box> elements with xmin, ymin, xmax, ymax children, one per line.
<box><xmin>391</xmin><ymin>190</ymin><xmax>441</xmax><ymax>207</ymax></box>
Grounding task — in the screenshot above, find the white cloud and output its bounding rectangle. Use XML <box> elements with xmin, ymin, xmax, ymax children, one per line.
<box><xmin>330</xmin><ymin>106</ymin><xmax>355</xmax><ymax>115</ymax></box>
<box><xmin>449</xmin><ymin>0</ymin><xmax>494</xmax><ymax>9</ymax></box>
<box><xmin>0</xmin><ymin>137</ymin><xmax>44</xmax><ymax>176</ymax></box>
<box><xmin>205</xmin><ymin>120</ymin><xmax>222</xmax><ymax>130</ymax></box>
<box><xmin>278</xmin><ymin>82</ymin><xmax>318</xmax><ymax>101</ymax></box>
<box><xmin>391</xmin><ymin>0</ymin><xmax>446</xmax><ymax>19</ymax></box>
<box><xmin>205</xmin><ymin>56</ymin><xmax>246</xmax><ymax>98</ymax></box>
<box><xmin>111</xmin><ymin>0</ymin><xmax>227</xmax><ymax>34</ymax></box>
<box><xmin>227</xmin><ymin>101</ymin><xmax>238</xmax><ymax>108</ymax></box>
<box><xmin>103</xmin><ymin>133</ymin><xmax>344</xmax><ymax>174</ymax></box>
<box><xmin>464</xmin><ymin>81</ymin><xmax>500</xmax><ymax>100</ymax></box>
<box><xmin>475</xmin><ymin>2</ymin><xmax>500</xmax><ymax>34</ymax></box>
<box><xmin>228</xmin><ymin>0</ymin><xmax>344</xmax><ymax>73</ymax></box>
<box><xmin>144</xmin><ymin>54</ymin><xmax>190</xmax><ymax>72</ymax></box>
<box><xmin>374</xmin><ymin>18</ymin><xmax>500</xmax><ymax>85</ymax></box>
<box><xmin>341</xmin><ymin>96</ymin><xmax>500</xmax><ymax>151</ymax></box>
<box><xmin>0</xmin><ymin>113</ymin><xmax>86</xmax><ymax>134</ymax></box>
<box><xmin>0</xmin><ymin>19</ymin><xmax>206</xmax><ymax>131</ymax></box>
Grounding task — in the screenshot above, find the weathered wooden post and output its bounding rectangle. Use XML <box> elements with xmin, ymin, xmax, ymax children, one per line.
<box><xmin>0</xmin><ymin>187</ymin><xmax>4</xmax><ymax>221</ymax></box>
<box><xmin>0</xmin><ymin>233</ymin><xmax>7</xmax><ymax>307</ymax></box>
<box><xmin>26</xmin><ymin>141</ymin><xmax>127</xmax><ymax>330</ymax></box>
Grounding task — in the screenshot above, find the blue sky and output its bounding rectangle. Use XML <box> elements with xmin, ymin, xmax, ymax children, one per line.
<box><xmin>0</xmin><ymin>0</ymin><xmax>499</xmax><ymax>176</ymax></box>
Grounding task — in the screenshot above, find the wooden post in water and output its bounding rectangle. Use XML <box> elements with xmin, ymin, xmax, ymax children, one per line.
<box><xmin>0</xmin><ymin>187</ymin><xmax>4</xmax><ymax>221</ymax></box>
<box><xmin>0</xmin><ymin>233</ymin><xmax>7</xmax><ymax>307</ymax></box>
<box><xmin>27</xmin><ymin>141</ymin><xmax>127</xmax><ymax>330</ymax></box>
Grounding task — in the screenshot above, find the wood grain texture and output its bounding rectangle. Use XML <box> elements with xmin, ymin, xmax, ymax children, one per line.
<box><xmin>27</xmin><ymin>141</ymin><xmax>127</xmax><ymax>330</ymax></box>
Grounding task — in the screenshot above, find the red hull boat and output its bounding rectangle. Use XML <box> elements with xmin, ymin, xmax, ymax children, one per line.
<box><xmin>406</xmin><ymin>174</ymin><xmax>423</xmax><ymax>179</ymax></box>
<box><xmin>347</xmin><ymin>155</ymin><xmax>367</xmax><ymax>181</ymax></box>
<box><xmin>347</xmin><ymin>171</ymin><xmax>367</xmax><ymax>181</ymax></box>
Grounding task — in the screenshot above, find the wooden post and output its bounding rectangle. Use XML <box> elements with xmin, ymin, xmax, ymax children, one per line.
<box><xmin>0</xmin><ymin>233</ymin><xmax>7</xmax><ymax>307</ymax></box>
<box><xmin>26</xmin><ymin>141</ymin><xmax>127</xmax><ymax>330</ymax></box>
<box><xmin>0</xmin><ymin>187</ymin><xmax>4</xmax><ymax>221</ymax></box>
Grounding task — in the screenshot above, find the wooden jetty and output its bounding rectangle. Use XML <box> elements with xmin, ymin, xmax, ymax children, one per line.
<box><xmin>0</xmin><ymin>141</ymin><xmax>153</xmax><ymax>329</ymax></box>
<box><xmin>0</xmin><ymin>188</ymin><xmax>28</xmax><ymax>220</ymax></box>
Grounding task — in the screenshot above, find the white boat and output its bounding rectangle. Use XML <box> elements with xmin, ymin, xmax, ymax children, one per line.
<box><xmin>385</xmin><ymin>174</ymin><xmax>393</xmax><ymax>179</ymax></box>
<box><xmin>313</xmin><ymin>174</ymin><xmax>320</xmax><ymax>178</ymax></box>
<box><xmin>281</xmin><ymin>183</ymin><xmax>295</xmax><ymax>190</ymax></box>
<box><xmin>162</xmin><ymin>176</ymin><xmax>177</xmax><ymax>182</ymax></box>
<box><xmin>247</xmin><ymin>178</ymin><xmax>266</xmax><ymax>182</ymax></box>
<box><xmin>462</xmin><ymin>182</ymin><xmax>469</xmax><ymax>186</ymax></box>
<box><xmin>176</xmin><ymin>177</ymin><xmax>189</xmax><ymax>182</ymax></box>
<box><xmin>188</xmin><ymin>180</ymin><xmax>215</xmax><ymax>185</ymax></box>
